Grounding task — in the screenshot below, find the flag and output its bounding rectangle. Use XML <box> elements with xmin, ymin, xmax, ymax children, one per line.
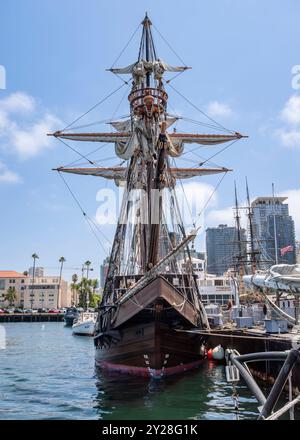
<box><xmin>280</xmin><ymin>245</ymin><xmax>293</xmax><ymax>257</ymax></box>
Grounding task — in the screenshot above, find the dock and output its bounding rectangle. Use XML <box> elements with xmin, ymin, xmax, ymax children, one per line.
<box><xmin>0</xmin><ymin>313</ymin><xmax>65</xmax><ymax>323</ymax></box>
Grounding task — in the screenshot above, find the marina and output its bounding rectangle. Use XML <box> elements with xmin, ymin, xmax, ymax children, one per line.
<box><xmin>0</xmin><ymin>312</ymin><xmax>65</xmax><ymax>323</ymax></box>
<box><xmin>0</xmin><ymin>321</ymin><xmax>291</xmax><ymax>420</ymax></box>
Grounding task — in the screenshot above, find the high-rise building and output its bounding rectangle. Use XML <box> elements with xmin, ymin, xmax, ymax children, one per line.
<box><xmin>251</xmin><ymin>197</ymin><xmax>296</xmax><ymax>267</ymax></box>
<box><xmin>28</xmin><ymin>267</ymin><xmax>44</xmax><ymax>277</ymax></box>
<box><xmin>206</xmin><ymin>224</ymin><xmax>246</xmax><ymax>275</ymax></box>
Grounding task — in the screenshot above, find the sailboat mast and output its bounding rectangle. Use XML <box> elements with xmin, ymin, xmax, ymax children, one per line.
<box><xmin>246</xmin><ymin>177</ymin><xmax>257</xmax><ymax>272</ymax></box>
<box><xmin>272</xmin><ymin>182</ymin><xmax>279</xmax><ymax>265</ymax></box>
<box><xmin>234</xmin><ymin>182</ymin><xmax>245</xmax><ymax>295</ymax></box>
<box><xmin>144</xmin><ymin>14</ymin><xmax>151</xmax><ymax>87</ymax></box>
<box><xmin>234</xmin><ymin>181</ymin><xmax>243</xmax><ymax>263</ymax></box>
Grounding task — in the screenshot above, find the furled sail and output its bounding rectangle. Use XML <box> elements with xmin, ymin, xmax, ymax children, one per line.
<box><xmin>109</xmin><ymin>115</ymin><xmax>178</xmax><ymax>132</ymax></box>
<box><xmin>108</xmin><ymin>59</ymin><xmax>189</xmax><ymax>75</ymax></box>
<box><xmin>50</xmin><ymin>131</ymin><xmax>243</xmax><ymax>145</ymax></box>
<box><xmin>55</xmin><ymin>166</ymin><xmax>230</xmax><ymax>185</ymax></box>
<box><xmin>49</xmin><ymin>130</ymin><xmax>244</xmax><ymax>160</ymax></box>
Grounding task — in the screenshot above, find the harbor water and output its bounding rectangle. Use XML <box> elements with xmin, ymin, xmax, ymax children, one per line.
<box><xmin>0</xmin><ymin>322</ymin><xmax>295</xmax><ymax>420</ymax></box>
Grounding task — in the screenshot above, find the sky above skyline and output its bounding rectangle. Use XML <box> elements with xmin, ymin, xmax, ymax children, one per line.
<box><xmin>0</xmin><ymin>0</ymin><xmax>300</xmax><ymax>280</ymax></box>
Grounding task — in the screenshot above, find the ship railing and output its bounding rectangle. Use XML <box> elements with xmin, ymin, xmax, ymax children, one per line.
<box><xmin>225</xmin><ymin>348</ymin><xmax>300</xmax><ymax>420</ymax></box>
<box><xmin>128</xmin><ymin>87</ymin><xmax>168</xmax><ymax>111</ymax></box>
<box><xmin>265</xmin><ymin>395</ymin><xmax>300</xmax><ymax>420</ymax></box>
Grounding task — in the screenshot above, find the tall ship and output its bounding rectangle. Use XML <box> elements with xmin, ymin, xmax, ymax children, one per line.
<box><xmin>50</xmin><ymin>14</ymin><xmax>246</xmax><ymax>377</ymax></box>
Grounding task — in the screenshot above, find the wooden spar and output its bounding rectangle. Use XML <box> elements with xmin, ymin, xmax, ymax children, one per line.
<box><xmin>54</xmin><ymin>166</ymin><xmax>232</xmax><ymax>180</ymax></box>
<box><xmin>117</xmin><ymin>227</ymin><xmax>199</xmax><ymax>306</ymax></box>
<box><xmin>48</xmin><ymin>131</ymin><xmax>247</xmax><ymax>145</ymax></box>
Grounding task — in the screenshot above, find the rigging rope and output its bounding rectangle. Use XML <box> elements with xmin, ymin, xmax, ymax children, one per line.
<box><xmin>57</xmin><ymin>137</ymin><xmax>95</xmax><ymax>166</ymax></box>
<box><xmin>58</xmin><ymin>85</ymin><xmax>131</xmax><ymax>169</ymax></box>
<box><xmin>57</xmin><ymin>171</ymin><xmax>111</xmax><ymax>252</ymax></box>
<box><xmin>110</xmin><ymin>21</ymin><xmax>141</xmax><ymax>67</ymax></box>
<box><xmin>167</xmin><ymin>112</ymin><xmax>234</xmax><ymax>134</ymax></box>
<box><xmin>165</xmin><ymin>81</ymin><xmax>234</xmax><ymax>134</ymax></box>
<box><xmin>170</xmin><ymin>157</ymin><xmax>195</xmax><ymax>227</ymax></box>
<box><xmin>195</xmin><ymin>171</ymin><xmax>229</xmax><ymax>225</ymax></box>
<box><xmin>152</xmin><ymin>23</ymin><xmax>187</xmax><ymax>67</ymax></box>
<box><xmin>62</xmin><ymin>114</ymin><xmax>130</xmax><ymax>132</ymax></box>
<box><xmin>59</xmin><ymin>143</ymin><xmax>109</xmax><ymax>169</ymax></box>
<box><xmin>62</xmin><ymin>83</ymin><xmax>127</xmax><ymax>131</ymax></box>
<box><xmin>198</xmin><ymin>139</ymin><xmax>239</xmax><ymax>167</ymax></box>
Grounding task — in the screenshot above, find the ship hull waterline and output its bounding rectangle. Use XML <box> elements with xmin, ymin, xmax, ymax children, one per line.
<box><xmin>95</xmin><ymin>321</ymin><xmax>205</xmax><ymax>378</ymax></box>
<box><xmin>95</xmin><ymin>277</ymin><xmax>206</xmax><ymax>378</ymax></box>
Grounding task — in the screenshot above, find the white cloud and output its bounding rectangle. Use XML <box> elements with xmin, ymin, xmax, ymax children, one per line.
<box><xmin>205</xmin><ymin>206</ymin><xmax>235</xmax><ymax>228</ymax></box>
<box><xmin>206</xmin><ymin>101</ymin><xmax>233</xmax><ymax>118</ymax></box>
<box><xmin>281</xmin><ymin>95</ymin><xmax>300</xmax><ymax>125</ymax></box>
<box><xmin>276</xmin><ymin>128</ymin><xmax>300</xmax><ymax>148</ymax></box>
<box><xmin>10</xmin><ymin>113</ymin><xmax>61</xmax><ymax>159</ymax></box>
<box><xmin>278</xmin><ymin>188</ymin><xmax>300</xmax><ymax>239</ymax></box>
<box><xmin>0</xmin><ymin>92</ymin><xmax>61</xmax><ymax>159</ymax></box>
<box><xmin>0</xmin><ymin>161</ymin><xmax>21</xmax><ymax>184</ymax></box>
<box><xmin>277</xmin><ymin>95</ymin><xmax>300</xmax><ymax>149</ymax></box>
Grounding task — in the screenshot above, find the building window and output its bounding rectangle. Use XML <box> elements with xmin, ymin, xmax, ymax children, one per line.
<box><xmin>0</xmin><ymin>280</ymin><xmax>5</xmax><ymax>290</ymax></box>
<box><xmin>9</xmin><ymin>279</ymin><xmax>16</xmax><ymax>283</ymax></box>
<box><xmin>214</xmin><ymin>280</ymin><xmax>223</xmax><ymax>286</ymax></box>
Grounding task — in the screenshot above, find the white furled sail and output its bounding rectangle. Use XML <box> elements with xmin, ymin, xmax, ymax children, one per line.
<box><xmin>56</xmin><ymin>166</ymin><xmax>230</xmax><ymax>186</ymax></box>
<box><xmin>108</xmin><ymin>59</ymin><xmax>189</xmax><ymax>75</ymax></box>
<box><xmin>50</xmin><ymin>131</ymin><xmax>244</xmax><ymax>160</ymax></box>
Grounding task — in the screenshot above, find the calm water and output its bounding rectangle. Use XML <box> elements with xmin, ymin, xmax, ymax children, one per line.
<box><xmin>0</xmin><ymin>322</ymin><xmax>270</xmax><ymax>420</ymax></box>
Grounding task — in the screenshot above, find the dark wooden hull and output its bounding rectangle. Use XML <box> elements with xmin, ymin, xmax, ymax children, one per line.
<box><xmin>95</xmin><ymin>321</ymin><xmax>204</xmax><ymax>377</ymax></box>
<box><xmin>95</xmin><ymin>276</ymin><xmax>205</xmax><ymax>378</ymax></box>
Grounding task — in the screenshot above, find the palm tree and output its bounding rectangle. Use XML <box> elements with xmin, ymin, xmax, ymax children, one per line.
<box><xmin>70</xmin><ymin>273</ymin><xmax>78</xmax><ymax>306</ymax></box>
<box><xmin>84</xmin><ymin>260</ymin><xmax>92</xmax><ymax>279</ymax></box>
<box><xmin>31</xmin><ymin>253</ymin><xmax>39</xmax><ymax>309</ymax></box>
<box><xmin>77</xmin><ymin>277</ymin><xmax>92</xmax><ymax>309</ymax></box>
<box><xmin>90</xmin><ymin>279</ymin><xmax>101</xmax><ymax>308</ymax></box>
<box><xmin>57</xmin><ymin>256</ymin><xmax>66</xmax><ymax>309</ymax></box>
<box><xmin>91</xmin><ymin>279</ymin><xmax>98</xmax><ymax>295</ymax></box>
<box><xmin>5</xmin><ymin>286</ymin><xmax>17</xmax><ymax>307</ymax></box>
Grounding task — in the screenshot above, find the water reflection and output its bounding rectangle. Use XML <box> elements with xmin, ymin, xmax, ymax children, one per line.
<box><xmin>93</xmin><ymin>363</ymin><xmax>259</xmax><ymax>420</ymax></box>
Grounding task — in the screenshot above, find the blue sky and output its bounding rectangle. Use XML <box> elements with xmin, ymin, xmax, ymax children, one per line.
<box><xmin>0</xmin><ymin>0</ymin><xmax>300</xmax><ymax>280</ymax></box>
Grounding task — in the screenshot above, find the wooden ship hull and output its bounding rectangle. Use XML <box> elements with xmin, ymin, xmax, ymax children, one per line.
<box><xmin>95</xmin><ymin>277</ymin><xmax>205</xmax><ymax>377</ymax></box>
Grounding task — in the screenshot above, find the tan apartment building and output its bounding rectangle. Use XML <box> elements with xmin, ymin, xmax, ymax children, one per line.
<box><xmin>0</xmin><ymin>271</ymin><xmax>72</xmax><ymax>309</ymax></box>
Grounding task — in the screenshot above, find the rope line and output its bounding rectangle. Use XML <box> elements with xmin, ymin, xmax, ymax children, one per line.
<box><xmin>152</xmin><ymin>23</ymin><xmax>187</xmax><ymax>67</ymax></box>
<box><xmin>59</xmin><ymin>144</ymin><xmax>110</xmax><ymax>169</ymax></box>
<box><xmin>62</xmin><ymin>83</ymin><xmax>127</xmax><ymax>131</ymax></box>
<box><xmin>57</xmin><ymin>172</ymin><xmax>111</xmax><ymax>252</ymax></box>
<box><xmin>195</xmin><ymin>171</ymin><xmax>229</xmax><ymax>224</ymax></box>
<box><xmin>165</xmin><ymin>82</ymin><xmax>234</xmax><ymax>134</ymax></box>
<box><xmin>110</xmin><ymin>23</ymin><xmax>141</xmax><ymax>69</ymax></box>
<box><xmin>57</xmin><ymin>137</ymin><xmax>95</xmax><ymax>166</ymax></box>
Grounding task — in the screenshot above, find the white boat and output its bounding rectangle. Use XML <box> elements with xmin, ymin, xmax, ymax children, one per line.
<box><xmin>72</xmin><ymin>312</ymin><xmax>97</xmax><ymax>336</ymax></box>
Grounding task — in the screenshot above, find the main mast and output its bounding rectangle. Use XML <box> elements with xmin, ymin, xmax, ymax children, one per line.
<box><xmin>49</xmin><ymin>14</ymin><xmax>247</xmax><ymax>311</ymax></box>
